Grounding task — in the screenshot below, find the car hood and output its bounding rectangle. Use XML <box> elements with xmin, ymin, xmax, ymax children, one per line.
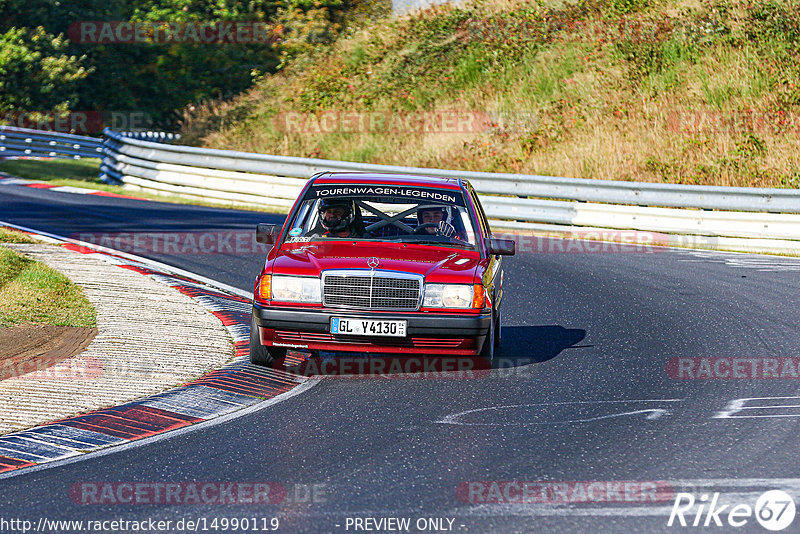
<box><xmin>272</xmin><ymin>242</ymin><xmax>480</xmax><ymax>283</ymax></box>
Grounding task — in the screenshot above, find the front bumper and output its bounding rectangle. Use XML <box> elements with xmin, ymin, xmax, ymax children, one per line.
<box><xmin>253</xmin><ymin>305</ymin><xmax>491</xmax><ymax>355</ymax></box>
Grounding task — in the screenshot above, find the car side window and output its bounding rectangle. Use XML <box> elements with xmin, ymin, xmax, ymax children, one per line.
<box><xmin>467</xmin><ymin>186</ymin><xmax>491</xmax><ymax>241</ymax></box>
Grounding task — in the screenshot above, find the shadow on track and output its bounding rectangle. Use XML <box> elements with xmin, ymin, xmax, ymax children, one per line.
<box><xmin>494</xmin><ymin>325</ymin><xmax>588</xmax><ymax>368</ymax></box>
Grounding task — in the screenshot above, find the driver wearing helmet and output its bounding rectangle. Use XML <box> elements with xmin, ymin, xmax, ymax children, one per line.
<box><xmin>317</xmin><ymin>198</ymin><xmax>364</xmax><ymax>238</ymax></box>
<box><xmin>416</xmin><ymin>205</ymin><xmax>457</xmax><ymax>238</ymax></box>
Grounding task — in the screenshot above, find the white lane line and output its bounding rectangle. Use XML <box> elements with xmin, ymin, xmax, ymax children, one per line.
<box><xmin>50</xmin><ymin>186</ymin><xmax>102</xmax><ymax>194</ymax></box>
<box><xmin>454</xmin><ymin>504</ymin><xmax>676</xmax><ymax>517</ymax></box>
<box><xmin>0</xmin><ymin>178</ymin><xmax>35</xmax><ymax>185</ymax></box>
<box><xmin>676</xmin><ymin>250</ymin><xmax>800</xmax><ymax>272</ymax></box>
<box><xmin>434</xmin><ymin>399</ymin><xmax>685</xmax><ymax>426</ymax></box>
<box><xmin>671</xmin><ymin>479</ymin><xmax>800</xmax><ymax>491</ymax></box>
<box><xmin>0</xmin><ymin>219</ymin><xmax>251</xmax><ymax>299</ymax></box>
<box><xmin>0</xmin><ymin>379</ymin><xmax>318</xmax><ymax>480</ymax></box>
<box><xmin>714</xmin><ymin>396</ymin><xmax>800</xmax><ymax>419</ymax></box>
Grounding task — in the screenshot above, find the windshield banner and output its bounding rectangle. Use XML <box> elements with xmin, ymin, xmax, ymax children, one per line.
<box><xmin>308</xmin><ymin>185</ymin><xmax>462</xmax><ymax>206</ymax></box>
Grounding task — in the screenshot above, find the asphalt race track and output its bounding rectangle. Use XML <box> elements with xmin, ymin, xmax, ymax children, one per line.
<box><xmin>2</xmin><ymin>183</ymin><xmax>800</xmax><ymax>534</ymax></box>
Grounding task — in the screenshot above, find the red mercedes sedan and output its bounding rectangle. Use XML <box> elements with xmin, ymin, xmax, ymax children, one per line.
<box><xmin>250</xmin><ymin>172</ymin><xmax>514</xmax><ymax>369</ymax></box>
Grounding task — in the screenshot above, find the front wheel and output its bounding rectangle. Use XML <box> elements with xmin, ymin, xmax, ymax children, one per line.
<box><xmin>479</xmin><ymin>312</ymin><xmax>495</xmax><ymax>362</ymax></box>
<box><xmin>494</xmin><ymin>309</ymin><xmax>502</xmax><ymax>349</ymax></box>
<box><xmin>249</xmin><ymin>315</ymin><xmax>285</xmax><ymax>367</ymax></box>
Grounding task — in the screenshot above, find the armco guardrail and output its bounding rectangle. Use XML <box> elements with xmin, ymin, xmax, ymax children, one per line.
<box><xmin>0</xmin><ymin>126</ymin><xmax>103</xmax><ymax>159</ymax></box>
<box><xmin>97</xmin><ymin>128</ymin><xmax>799</xmax><ymax>253</ymax></box>
<box><xmin>102</xmin><ymin>129</ymin><xmax>800</xmax><ymax>213</ymax></box>
<box><xmin>0</xmin><ymin>126</ymin><xmax>178</xmax><ymax>160</ymax></box>
<box><xmin>116</xmin><ymin>131</ymin><xmax>181</xmax><ymax>143</ymax></box>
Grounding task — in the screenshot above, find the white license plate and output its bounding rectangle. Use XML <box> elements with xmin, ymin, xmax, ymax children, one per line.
<box><xmin>331</xmin><ymin>317</ymin><xmax>407</xmax><ymax>337</ymax></box>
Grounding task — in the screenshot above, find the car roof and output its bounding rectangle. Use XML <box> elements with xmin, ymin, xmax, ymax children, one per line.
<box><xmin>312</xmin><ymin>172</ymin><xmax>464</xmax><ymax>190</ymax></box>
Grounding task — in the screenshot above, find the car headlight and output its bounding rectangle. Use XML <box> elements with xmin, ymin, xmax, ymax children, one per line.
<box><xmin>423</xmin><ymin>283</ymin><xmax>478</xmax><ymax>309</ymax></box>
<box><xmin>271</xmin><ymin>275</ymin><xmax>321</xmax><ymax>303</ymax></box>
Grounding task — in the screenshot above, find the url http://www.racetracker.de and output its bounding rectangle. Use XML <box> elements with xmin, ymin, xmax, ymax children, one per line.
<box><xmin>0</xmin><ymin>516</ymin><xmax>282</xmax><ymax>533</ymax></box>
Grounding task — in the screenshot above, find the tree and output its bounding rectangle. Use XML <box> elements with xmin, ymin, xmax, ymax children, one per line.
<box><xmin>0</xmin><ymin>26</ymin><xmax>89</xmax><ymax>112</ymax></box>
<box><xmin>0</xmin><ymin>0</ymin><xmax>364</xmax><ymax>130</ymax></box>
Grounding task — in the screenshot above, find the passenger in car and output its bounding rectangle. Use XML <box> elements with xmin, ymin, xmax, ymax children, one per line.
<box><xmin>416</xmin><ymin>206</ymin><xmax>458</xmax><ymax>238</ymax></box>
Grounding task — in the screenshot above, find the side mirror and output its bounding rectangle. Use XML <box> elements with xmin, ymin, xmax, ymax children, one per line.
<box><xmin>256</xmin><ymin>224</ymin><xmax>280</xmax><ymax>245</ymax></box>
<box><xmin>488</xmin><ymin>238</ymin><xmax>515</xmax><ymax>256</ymax></box>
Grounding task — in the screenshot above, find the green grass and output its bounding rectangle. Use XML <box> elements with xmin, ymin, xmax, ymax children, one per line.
<box><xmin>0</xmin><ymin>244</ymin><xmax>96</xmax><ymax>328</ymax></box>
<box><xmin>0</xmin><ymin>227</ymin><xmax>35</xmax><ymax>244</ymax></box>
<box><xmin>0</xmin><ymin>158</ymin><xmax>102</xmax><ymax>184</ymax></box>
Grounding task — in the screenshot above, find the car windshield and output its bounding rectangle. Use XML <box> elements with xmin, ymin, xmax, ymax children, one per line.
<box><xmin>283</xmin><ymin>184</ymin><xmax>478</xmax><ymax>249</ymax></box>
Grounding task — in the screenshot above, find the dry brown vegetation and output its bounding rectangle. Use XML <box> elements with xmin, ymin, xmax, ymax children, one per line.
<box><xmin>181</xmin><ymin>0</ymin><xmax>800</xmax><ymax>189</ymax></box>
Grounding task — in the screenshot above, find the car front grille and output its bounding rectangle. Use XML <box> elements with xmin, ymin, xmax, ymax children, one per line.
<box><xmin>322</xmin><ymin>270</ymin><xmax>422</xmax><ymax>310</ymax></box>
<box><xmin>275</xmin><ymin>330</ymin><xmax>466</xmax><ymax>348</ymax></box>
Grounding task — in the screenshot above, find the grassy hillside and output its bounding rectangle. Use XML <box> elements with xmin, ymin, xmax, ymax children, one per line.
<box><xmin>181</xmin><ymin>0</ymin><xmax>800</xmax><ymax>189</ymax></box>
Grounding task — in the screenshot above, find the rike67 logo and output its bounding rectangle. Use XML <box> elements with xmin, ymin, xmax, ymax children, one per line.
<box><xmin>668</xmin><ymin>490</ymin><xmax>796</xmax><ymax>531</ymax></box>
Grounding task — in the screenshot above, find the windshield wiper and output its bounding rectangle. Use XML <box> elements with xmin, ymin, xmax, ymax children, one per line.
<box><xmin>410</xmin><ymin>240</ymin><xmax>474</xmax><ymax>249</ymax></box>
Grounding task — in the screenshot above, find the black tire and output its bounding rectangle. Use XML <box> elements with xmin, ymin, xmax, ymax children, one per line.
<box><xmin>249</xmin><ymin>315</ymin><xmax>284</xmax><ymax>367</ymax></box>
<box><xmin>479</xmin><ymin>312</ymin><xmax>495</xmax><ymax>362</ymax></box>
<box><xmin>494</xmin><ymin>308</ymin><xmax>502</xmax><ymax>349</ymax></box>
